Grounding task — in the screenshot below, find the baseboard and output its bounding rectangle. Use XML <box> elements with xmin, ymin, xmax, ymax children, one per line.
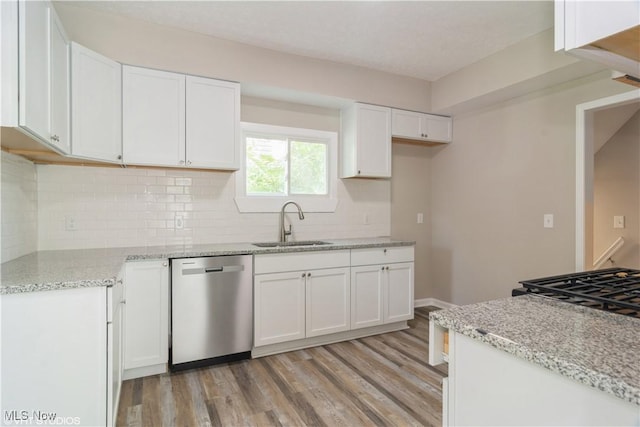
<box><xmin>252</xmin><ymin>321</ymin><xmax>409</xmax><ymax>358</ymax></box>
<box><xmin>414</xmin><ymin>297</ymin><xmax>457</xmax><ymax>309</ymax></box>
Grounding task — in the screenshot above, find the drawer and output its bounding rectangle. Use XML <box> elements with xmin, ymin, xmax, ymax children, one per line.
<box><xmin>254</xmin><ymin>250</ymin><xmax>350</xmax><ymax>274</ymax></box>
<box><xmin>351</xmin><ymin>246</ymin><xmax>414</xmax><ymax>266</ymax></box>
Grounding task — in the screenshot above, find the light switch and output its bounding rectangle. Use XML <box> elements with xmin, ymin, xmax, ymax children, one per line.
<box><xmin>614</xmin><ymin>215</ymin><xmax>625</xmax><ymax>229</ymax></box>
<box><xmin>543</xmin><ymin>214</ymin><xmax>554</xmax><ymax>229</ymax></box>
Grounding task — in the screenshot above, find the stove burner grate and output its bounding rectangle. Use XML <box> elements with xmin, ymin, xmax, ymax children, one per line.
<box><xmin>516</xmin><ymin>267</ymin><xmax>640</xmax><ymax>317</ymax></box>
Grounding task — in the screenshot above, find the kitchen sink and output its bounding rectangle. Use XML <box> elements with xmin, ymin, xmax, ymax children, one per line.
<box><xmin>252</xmin><ymin>240</ymin><xmax>332</xmax><ymax>248</ymax></box>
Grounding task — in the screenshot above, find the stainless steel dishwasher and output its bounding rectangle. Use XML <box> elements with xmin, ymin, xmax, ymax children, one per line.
<box><xmin>170</xmin><ymin>255</ymin><xmax>253</xmax><ymax>371</ymax></box>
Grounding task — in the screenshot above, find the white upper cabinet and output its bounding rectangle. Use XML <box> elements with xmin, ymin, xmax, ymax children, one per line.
<box><xmin>185</xmin><ymin>75</ymin><xmax>240</xmax><ymax>170</ymax></box>
<box><xmin>71</xmin><ymin>43</ymin><xmax>122</xmax><ymax>163</ymax></box>
<box><xmin>123</xmin><ymin>65</ymin><xmax>240</xmax><ymax>169</ymax></box>
<box><xmin>555</xmin><ymin>0</ymin><xmax>639</xmax><ymax>79</ymax></box>
<box><xmin>122</xmin><ymin>66</ymin><xmax>186</xmax><ymax>167</ymax></box>
<box><xmin>341</xmin><ymin>103</ymin><xmax>392</xmax><ymax>178</ymax></box>
<box><xmin>391</xmin><ymin>109</ymin><xmax>452</xmax><ymax>143</ymax></box>
<box><xmin>18</xmin><ymin>0</ymin><xmax>70</xmax><ymax>153</ymax></box>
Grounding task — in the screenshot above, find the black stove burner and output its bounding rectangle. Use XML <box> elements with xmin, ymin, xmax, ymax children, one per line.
<box><xmin>514</xmin><ymin>267</ymin><xmax>640</xmax><ymax>318</ymax></box>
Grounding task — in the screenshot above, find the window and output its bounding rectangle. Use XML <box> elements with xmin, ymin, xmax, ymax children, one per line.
<box><xmin>235</xmin><ymin>123</ymin><xmax>338</xmax><ymax>213</ymax></box>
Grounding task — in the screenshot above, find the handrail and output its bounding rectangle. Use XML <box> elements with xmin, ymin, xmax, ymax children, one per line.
<box><xmin>593</xmin><ymin>236</ymin><xmax>625</xmax><ymax>270</ymax></box>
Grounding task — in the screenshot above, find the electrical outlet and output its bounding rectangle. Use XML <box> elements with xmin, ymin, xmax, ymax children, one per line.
<box><xmin>543</xmin><ymin>214</ymin><xmax>554</xmax><ymax>229</ymax></box>
<box><xmin>65</xmin><ymin>216</ymin><xmax>77</xmax><ymax>231</ymax></box>
<box><xmin>417</xmin><ymin>213</ymin><xmax>424</xmax><ymax>224</ymax></box>
<box><xmin>175</xmin><ymin>215</ymin><xmax>184</xmax><ymax>230</ymax></box>
<box><xmin>614</xmin><ymin>215</ymin><xmax>625</xmax><ymax>229</ymax></box>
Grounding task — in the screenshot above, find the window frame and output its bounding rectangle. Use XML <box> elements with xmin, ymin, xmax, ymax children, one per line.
<box><xmin>234</xmin><ymin>122</ymin><xmax>338</xmax><ymax>213</ymax></box>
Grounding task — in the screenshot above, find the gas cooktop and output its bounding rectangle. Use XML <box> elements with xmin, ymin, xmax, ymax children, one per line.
<box><xmin>513</xmin><ymin>267</ymin><xmax>640</xmax><ymax>318</ymax></box>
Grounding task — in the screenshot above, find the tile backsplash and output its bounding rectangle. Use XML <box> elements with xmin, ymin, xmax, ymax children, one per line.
<box><xmin>36</xmin><ymin>164</ymin><xmax>390</xmax><ymax>250</ymax></box>
<box><xmin>1</xmin><ymin>152</ymin><xmax>38</xmax><ymax>262</ymax></box>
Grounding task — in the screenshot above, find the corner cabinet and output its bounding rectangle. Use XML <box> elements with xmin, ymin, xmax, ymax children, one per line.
<box><xmin>341</xmin><ymin>103</ymin><xmax>392</xmax><ymax>178</ymax></box>
<box><xmin>391</xmin><ymin>109</ymin><xmax>452</xmax><ymax>144</ymax></box>
<box><xmin>123</xmin><ymin>259</ymin><xmax>169</xmax><ymax>380</ymax></box>
<box><xmin>70</xmin><ymin>42</ymin><xmax>122</xmax><ymax>163</ymax></box>
<box><xmin>254</xmin><ymin>250</ymin><xmax>351</xmax><ymax>347</ymax></box>
<box><xmin>18</xmin><ymin>0</ymin><xmax>70</xmax><ymax>153</ymax></box>
<box><xmin>122</xmin><ymin>65</ymin><xmax>240</xmax><ymax>170</ymax></box>
<box><xmin>351</xmin><ymin>246</ymin><xmax>414</xmax><ymax>329</ymax></box>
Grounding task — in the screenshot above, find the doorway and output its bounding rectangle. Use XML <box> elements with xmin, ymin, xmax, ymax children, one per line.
<box><xmin>576</xmin><ymin>89</ymin><xmax>640</xmax><ymax>271</ymax></box>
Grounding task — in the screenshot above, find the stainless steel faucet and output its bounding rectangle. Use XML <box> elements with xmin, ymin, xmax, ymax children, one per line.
<box><xmin>279</xmin><ymin>201</ymin><xmax>305</xmax><ymax>242</ymax></box>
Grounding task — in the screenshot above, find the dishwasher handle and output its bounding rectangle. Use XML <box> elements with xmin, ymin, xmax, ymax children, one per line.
<box><xmin>182</xmin><ymin>265</ymin><xmax>245</xmax><ymax>276</ymax></box>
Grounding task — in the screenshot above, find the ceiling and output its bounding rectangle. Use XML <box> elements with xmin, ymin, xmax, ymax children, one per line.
<box><xmin>63</xmin><ymin>1</ymin><xmax>554</xmax><ymax>81</ymax></box>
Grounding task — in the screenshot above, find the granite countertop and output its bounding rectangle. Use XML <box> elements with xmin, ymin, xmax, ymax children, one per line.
<box><xmin>0</xmin><ymin>237</ymin><xmax>414</xmax><ymax>295</ymax></box>
<box><xmin>430</xmin><ymin>295</ymin><xmax>640</xmax><ymax>406</ymax></box>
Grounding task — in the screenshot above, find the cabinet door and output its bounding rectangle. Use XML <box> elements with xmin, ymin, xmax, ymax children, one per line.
<box><xmin>48</xmin><ymin>10</ymin><xmax>70</xmax><ymax>153</ymax></box>
<box><xmin>356</xmin><ymin>103</ymin><xmax>391</xmax><ymax>177</ymax></box>
<box><xmin>422</xmin><ymin>115</ymin><xmax>452</xmax><ymax>143</ymax></box>
<box><xmin>391</xmin><ymin>109</ymin><xmax>421</xmax><ymax>139</ymax></box>
<box><xmin>350</xmin><ymin>265</ymin><xmax>384</xmax><ymax>329</ymax></box>
<box><xmin>566</xmin><ymin>1</ymin><xmax>640</xmax><ymax>49</ymax></box>
<box><xmin>71</xmin><ymin>43</ymin><xmax>122</xmax><ymax>163</ymax></box>
<box><xmin>254</xmin><ymin>271</ymin><xmax>306</xmax><ymax>346</ymax></box>
<box><xmin>124</xmin><ymin>260</ymin><xmax>169</xmax><ymax>370</ymax></box>
<box><xmin>1</xmin><ymin>287</ymin><xmax>107</xmax><ymax>426</ymax></box>
<box><xmin>18</xmin><ymin>0</ymin><xmax>50</xmax><ymax>141</ymax></box>
<box><xmin>385</xmin><ymin>262</ymin><xmax>414</xmax><ymax>323</ymax></box>
<box><xmin>122</xmin><ymin>66</ymin><xmax>185</xmax><ymax>167</ymax></box>
<box><xmin>186</xmin><ymin>76</ymin><xmax>240</xmax><ymax>170</ymax></box>
<box><xmin>306</xmin><ymin>267</ymin><xmax>350</xmax><ymax>337</ymax></box>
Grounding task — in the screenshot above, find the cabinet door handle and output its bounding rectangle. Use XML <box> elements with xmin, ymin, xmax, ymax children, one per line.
<box><xmin>308</xmin><ymin>272</ymin><xmax>311</xmax><ymax>277</ymax></box>
<box><xmin>179</xmin><ymin>160</ymin><xmax>185</xmax><ymax>165</ymax></box>
<box><xmin>51</xmin><ymin>135</ymin><xmax>60</xmax><ymax>142</ymax></box>
<box><xmin>384</xmin><ymin>248</ymin><xmax>387</xmax><ymax>254</ymax></box>
<box><xmin>117</xmin><ymin>155</ymin><xmax>122</xmax><ymax>160</ymax></box>
<box><xmin>302</xmin><ymin>273</ymin><xmax>306</xmax><ymax>278</ymax></box>
<box><xmin>121</xmin><ymin>299</ymin><xmax>126</xmax><ymax>304</ymax></box>
<box><xmin>386</xmin><ymin>266</ymin><xmax>390</xmax><ymax>271</ymax></box>
<box><xmin>357</xmin><ymin>170</ymin><xmax>361</xmax><ymax>175</ymax></box>
<box><xmin>381</xmin><ymin>266</ymin><xmax>385</xmax><ymax>271</ymax></box>
<box><xmin>162</xmin><ymin>262</ymin><xmax>168</xmax><ymax>267</ymax></box>
<box><xmin>187</xmin><ymin>160</ymin><xmax>192</xmax><ymax>165</ymax></box>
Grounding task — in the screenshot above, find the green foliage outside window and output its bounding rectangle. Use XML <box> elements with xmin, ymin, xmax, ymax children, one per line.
<box><xmin>245</xmin><ymin>135</ymin><xmax>328</xmax><ymax>196</ymax></box>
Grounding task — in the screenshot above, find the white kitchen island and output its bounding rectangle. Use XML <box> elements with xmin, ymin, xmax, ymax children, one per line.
<box><xmin>429</xmin><ymin>295</ymin><xmax>640</xmax><ymax>426</ymax></box>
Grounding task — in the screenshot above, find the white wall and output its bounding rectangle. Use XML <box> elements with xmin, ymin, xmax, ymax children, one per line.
<box><xmin>391</xmin><ymin>143</ymin><xmax>431</xmax><ymax>300</ymax></box>
<box><xmin>1</xmin><ymin>152</ymin><xmax>37</xmax><ymax>262</ymax></box>
<box><xmin>593</xmin><ymin>111</ymin><xmax>640</xmax><ymax>268</ymax></box>
<box><xmin>429</xmin><ymin>76</ymin><xmax>633</xmax><ymax>305</ymax></box>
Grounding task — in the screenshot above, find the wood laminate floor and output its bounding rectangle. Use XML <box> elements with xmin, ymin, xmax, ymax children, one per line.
<box><xmin>116</xmin><ymin>307</ymin><xmax>447</xmax><ymax>427</ymax></box>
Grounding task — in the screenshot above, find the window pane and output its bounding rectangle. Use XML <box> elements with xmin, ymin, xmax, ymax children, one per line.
<box><xmin>290</xmin><ymin>140</ymin><xmax>327</xmax><ymax>195</ymax></box>
<box><xmin>246</xmin><ymin>136</ymin><xmax>287</xmax><ymax>195</ymax></box>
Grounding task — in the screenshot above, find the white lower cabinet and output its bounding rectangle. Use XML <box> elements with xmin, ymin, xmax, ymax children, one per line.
<box><xmin>254</xmin><ymin>247</ymin><xmax>415</xmax><ymax>353</ymax></box>
<box><xmin>108</xmin><ymin>267</ymin><xmax>125</xmax><ymax>427</ymax></box>
<box><xmin>444</xmin><ymin>332</ymin><xmax>640</xmax><ymax>426</ymax></box>
<box><xmin>254</xmin><ymin>250</ymin><xmax>351</xmax><ymax>347</ymax></box>
<box><xmin>351</xmin><ymin>247</ymin><xmax>415</xmax><ymax>329</ymax></box>
<box><xmin>254</xmin><ymin>271</ymin><xmax>306</xmax><ymax>346</ymax></box>
<box><xmin>123</xmin><ymin>259</ymin><xmax>169</xmax><ymax>379</ymax></box>
<box><xmin>305</xmin><ymin>267</ymin><xmax>350</xmax><ymax>337</ymax></box>
<box><xmin>0</xmin><ymin>285</ymin><xmax>117</xmax><ymax>427</ymax></box>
